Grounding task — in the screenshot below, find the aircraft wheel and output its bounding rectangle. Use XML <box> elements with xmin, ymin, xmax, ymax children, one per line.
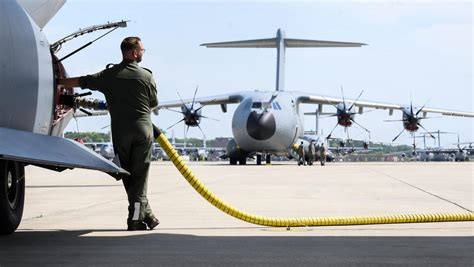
<box><xmin>230</xmin><ymin>158</ymin><xmax>237</xmax><ymax>165</ymax></box>
<box><xmin>239</xmin><ymin>158</ymin><xmax>247</xmax><ymax>165</ymax></box>
<box><xmin>0</xmin><ymin>160</ymin><xmax>25</xmax><ymax>235</ymax></box>
<box><xmin>256</xmin><ymin>155</ymin><xmax>262</xmax><ymax>165</ymax></box>
<box><xmin>265</xmin><ymin>154</ymin><xmax>271</xmax><ymax>164</ymax></box>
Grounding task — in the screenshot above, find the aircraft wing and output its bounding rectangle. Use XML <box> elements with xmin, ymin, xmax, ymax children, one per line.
<box><xmin>296</xmin><ymin>93</ymin><xmax>474</xmax><ymax>117</ymax></box>
<box><xmin>17</xmin><ymin>0</ymin><xmax>66</xmax><ymax>29</ymax></box>
<box><xmin>158</xmin><ymin>93</ymin><xmax>243</xmax><ymax>109</ymax></box>
<box><xmin>0</xmin><ymin>127</ymin><xmax>128</xmax><ymax>175</ymax></box>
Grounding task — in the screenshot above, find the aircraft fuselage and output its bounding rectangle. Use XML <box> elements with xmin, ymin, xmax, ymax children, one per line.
<box><xmin>231</xmin><ymin>91</ymin><xmax>302</xmax><ymax>154</ymax></box>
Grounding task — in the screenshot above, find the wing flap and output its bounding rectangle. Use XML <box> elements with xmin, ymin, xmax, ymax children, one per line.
<box><xmin>0</xmin><ymin>127</ymin><xmax>128</xmax><ymax>175</ymax></box>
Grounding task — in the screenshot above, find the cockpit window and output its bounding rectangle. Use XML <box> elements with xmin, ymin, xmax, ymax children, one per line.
<box><xmin>252</xmin><ymin>102</ymin><xmax>262</xmax><ymax>108</ymax></box>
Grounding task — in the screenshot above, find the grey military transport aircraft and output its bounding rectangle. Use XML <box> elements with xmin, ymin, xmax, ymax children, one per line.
<box><xmin>0</xmin><ymin>0</ymin><xmax>128</xmax><ymax>234</ymax></box>
<box><xmin>159</xmin><ymin>29</ymin><xmax>474</xmax><ymax>165</ymax></box>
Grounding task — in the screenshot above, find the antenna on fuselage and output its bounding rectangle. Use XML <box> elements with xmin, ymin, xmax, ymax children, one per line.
<box><xmin>200</xmin><ymin>29</ymin><xmax>366</xmax><ymax>92</ymax></box>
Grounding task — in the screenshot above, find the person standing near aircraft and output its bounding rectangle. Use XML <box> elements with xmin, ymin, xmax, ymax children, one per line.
<box><xmin>59</xmin><ymin>37</ymin><xmax>159</xmax><ymax>231</ymax></box>
<box><xmin>307</xmin><ymin>140</ymin><xmax>316</xmax><ymax>166</ymax></box>
<box><xmin>319</xmin><ymin>144</ymin><xmax>327</xmax><ymax>166</ymax></box>
<box><xmin>297</xmin><ymin>141</ymin><xmax>305</xmax><ymax>166</ymax></box>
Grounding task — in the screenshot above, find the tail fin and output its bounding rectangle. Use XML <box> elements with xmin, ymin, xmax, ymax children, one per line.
<box><xmin>201</xmin><ymin>29</ymin><xmax>366</xmax><ymax>91</ymax></box>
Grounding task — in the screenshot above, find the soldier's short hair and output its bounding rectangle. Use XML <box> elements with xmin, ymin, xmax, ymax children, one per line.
<box><xmin>121</xmin><ymin>37</ymin><xmax>141</xmax><ymax>53</ymax></box>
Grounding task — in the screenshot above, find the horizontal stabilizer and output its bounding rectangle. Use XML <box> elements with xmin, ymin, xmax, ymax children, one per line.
<box><xmin>201</xmin><ymin>38</ymin><xmax>366</xmax><ymax>48</ymax></box>
<box><xmin>285</xmin><ymin>38</ymin><xmax>366</xmax><ymax>48</ymax></box>
<box><xmin>0</xmin><ymin>127</ymin><xmax>128</xmax><ymax>175</ymax></box>
<box><xmin>201</xmin><ymin>28</ymin><xmax>367</xmax><ymax>92</ymax></box>
<box><xmin>201</xmin><ymin>38</ymin><xmax>277</xmax><ymax>48</ymax></box>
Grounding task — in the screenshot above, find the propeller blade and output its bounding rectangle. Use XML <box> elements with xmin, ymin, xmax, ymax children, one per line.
<box><xmin>350</xmin><ymin>118</ymin><xmax>370</xmax><ymax>133</ymax></box>
<box><xmin>416</xmin><ymin>97</ymin><xmax>432</xmax><ymax>116</ymax></box>
<box><xmin>191</xmin><ymin>86</ymin><xmax>199</xmax><ymax>110</ymax></box>
<box><xmin>417</xmin><ymin>123</ymin><xmax>435</xmax><ymax>139</ymax></box>
<box><xmin>319</xmin><ymin>114</ymin><xmax>339</xmax><ymax>118</ymax></box>
<box><xmin>349</xmin><ymin>90</ymin><xmax>364</xmax><ymax>110</ymax></box>
<box><xmin>177</xmin><ymin>92</ymin><xmax>190</xmax><ymax>113</ymax></box>
<box><xmin>194</xmin><ymin>98</ymin><xmax>218</xmax><ymax>112</ymax></box>
<box><xmin>163</xmin><ymin>107</ymin><xmax>185</xmax><ymax>114</ymax></box>
<box><xmin>185</xmin><ymin>125</ymin><xmax>190</xmax><ymax>141</ymax></box>
<box><xmin>392</xmin><ymin>128</ymin><xmax>406</xmax><ymax>142</ymax></box>
<box><xmin>197</xmin><ymin>124</ymin><xmax>207</xmax><ymax>140</ymax></box>
<box><xmin>417</xmin><ymin>116</ymin><xmax>441</xmax><ymax>120</ymax></box>
<box><xmin>199</xmin><ymin>115</ymin><xmax>219</xmax><ymax>121</ymax></box>
<box><xmin>320</xmin><ymin>95</ymin><xmax>339</xmax><ymax>109</ymax></box>
<box><xmin>341</xmin><ymin>85</ymin><xmax>346</xmax><ymax>110</ymax></box>
<box><xmin>166</xmin><ymin>118</ymin><xmax>185</xmax><ymax>130</ymax></box>
<box><xmin>326</xmin><ymin>122</ymin><xmax>340</xmax><ymax>139</ymax></box>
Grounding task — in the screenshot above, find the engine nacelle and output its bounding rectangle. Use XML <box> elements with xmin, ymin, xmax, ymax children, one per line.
<box><xmin>0</xmin><ymin>0</ymin><xmax>74</xmax><ymax>137</ymax></box>
<box><xmin>181</xmin><ymin>102</ymin><xmax>202</xmax><ymax>127</ymax></box>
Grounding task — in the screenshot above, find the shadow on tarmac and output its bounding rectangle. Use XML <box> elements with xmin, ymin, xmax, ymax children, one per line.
<box><xmin>0</xmin><ymin>230</ymin><xmax>472</xmax><ymax>266</ymax></box>
<box><xmin>26</xmin><ymin>185</ymin><xmax>123</xmax><ymax>189</ymax></box>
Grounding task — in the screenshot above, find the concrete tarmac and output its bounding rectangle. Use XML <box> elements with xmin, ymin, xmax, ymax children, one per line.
<box><xmin>0</xmin><ymin>161</ymin><xmax>472</xmax><ymax>266</ymax></box>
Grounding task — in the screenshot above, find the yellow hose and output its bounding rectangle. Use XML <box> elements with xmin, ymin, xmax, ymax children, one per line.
<box><xmin>154</xmin><ymin>128</ymin><xmax>473</xmax><ymax>227</ymax></box>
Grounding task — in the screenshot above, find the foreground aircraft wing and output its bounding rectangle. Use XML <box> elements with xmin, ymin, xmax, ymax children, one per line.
<box><xmin>0</xmin><ymin>127</ymin><xmax>128</xmax><ymax>175</ymax></box>
<box><xmin>17</xmin><ymin>0</ymin><xmax>66</xmax><ymax>29</ymax></box>
<box><xmin>297</xmin><ymin>93</ymin><xmax>474</xmax><ymax>117</ymax></box>
<box><xmin>158</xmin><ymin>93</ymin><xmax>243</xmax><ymax>109</ymax></box>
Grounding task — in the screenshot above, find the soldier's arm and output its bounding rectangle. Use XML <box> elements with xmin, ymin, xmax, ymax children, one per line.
<box><xmin>149</xmin><ymin>77</ymin><xmax>158</xmax><ymax>108</ymax></box>
<box><xmin>58</xmin><ymin>77</ymin><xmax>80</xmax><ymax>87</ymax></box>
<box><xmin>78</xmin><ymin>70</ymin><xmax>108</xmax><ymax>92</ymax></box>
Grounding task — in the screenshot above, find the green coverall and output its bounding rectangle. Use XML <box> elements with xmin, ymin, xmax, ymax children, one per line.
<box><xmin>79</xmin><ymin>60</ymin><xmax>158</xmax><ymax>223</ymax></box>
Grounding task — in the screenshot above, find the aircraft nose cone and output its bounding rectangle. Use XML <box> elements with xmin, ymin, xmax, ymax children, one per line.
<box><xmin>246</xmin><ymin>111</ymin><xmax>276</xmax><ymax>140</ymax></box>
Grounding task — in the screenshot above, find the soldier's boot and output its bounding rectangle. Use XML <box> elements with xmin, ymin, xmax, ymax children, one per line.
<box><xmin>127</xmin><ymin>220</ymin><xmax>147</xmax><ymax>231</ymax></box>
<box><xmin>144</xmin><ymin>215</ymin><xmax>160</xmax><ymax>230</ymax></box>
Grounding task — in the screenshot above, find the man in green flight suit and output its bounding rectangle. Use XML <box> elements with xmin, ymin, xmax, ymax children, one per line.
<box><xmin>59</xmin><ymin>37</ymin><xmax>159</xmax><ymax>231</ymax></box>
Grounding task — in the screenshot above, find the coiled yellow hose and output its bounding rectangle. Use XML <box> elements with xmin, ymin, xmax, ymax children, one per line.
<box><xmin>154</xmin><ymin>127</ymin><xmax>473</xmax><ymax>227</ymax></box>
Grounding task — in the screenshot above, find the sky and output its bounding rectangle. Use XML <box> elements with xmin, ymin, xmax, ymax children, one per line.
<box><xmin>43</xmin><ymin>0</ymin><xmax>472</xmax><ymax>148</ymax></box>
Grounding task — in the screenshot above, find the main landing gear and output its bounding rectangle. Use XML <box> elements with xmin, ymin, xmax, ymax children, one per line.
<box><xmin>0</xmin><ymin>160</ymin><xmax>25</xmax><ymax>235</ymax></box>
